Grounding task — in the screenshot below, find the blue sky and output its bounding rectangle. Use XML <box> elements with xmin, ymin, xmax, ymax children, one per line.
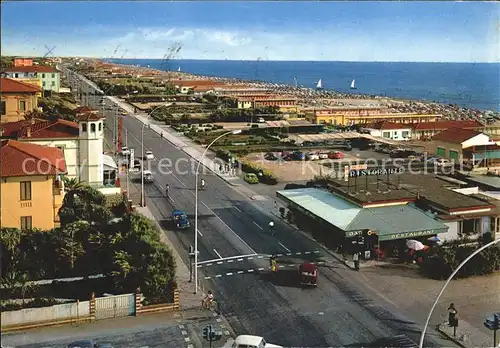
<box><xmin>1</xmin><ymin>2</ymin><xmax>498</xmax><ymax>62</ymax></box>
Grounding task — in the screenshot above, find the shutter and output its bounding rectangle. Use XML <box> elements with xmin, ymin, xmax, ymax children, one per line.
<box><xmin>437</xmin><ymin>147</ymin><xmax>446</xmax><ymax>157</ymax></box>
<box><xmin>449</xmin><ymin>150</ymin><xmax>459</xmax><ymax>160</ymax></box>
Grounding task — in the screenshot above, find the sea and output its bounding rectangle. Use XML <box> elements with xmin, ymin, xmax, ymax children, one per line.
<box><xmin>109</xmin><ymin>59</ymin><xmax>500</xmax><ymax>112</ymax></box>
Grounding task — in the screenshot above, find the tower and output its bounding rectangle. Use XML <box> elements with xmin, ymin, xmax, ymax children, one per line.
<box><xmin>78</xmin><ymin>111</ymin><xmax>104</xmax><ymax>186</ymax></box>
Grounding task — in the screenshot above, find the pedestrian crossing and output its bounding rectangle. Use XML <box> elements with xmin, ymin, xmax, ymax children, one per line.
<box><xmin>197</xmin><ymin>250</ymin><xmax>322</xmax><ymax>268</ymax></box>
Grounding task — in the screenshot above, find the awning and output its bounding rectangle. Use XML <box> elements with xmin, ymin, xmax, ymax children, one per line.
<box><xmin>103</xmin><ymin>154</ymin><xmax>118</xmax><ymax>170</ymax></box>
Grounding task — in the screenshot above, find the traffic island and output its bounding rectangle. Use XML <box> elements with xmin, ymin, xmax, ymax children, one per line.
<box><xmin>437</xmin><ymin>321</ymin><xmax>493</xmax><ymax>348</ymax></box>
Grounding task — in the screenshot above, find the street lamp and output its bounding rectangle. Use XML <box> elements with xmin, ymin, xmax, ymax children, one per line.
<box><xmin>140</xmin><ymin>103</ymin><xmax>173</xmax><ymax>207</ymax></box>
<box><xmin>419</xmin><ymin>238</ymin><xmax>500</xmax><ymax>348</ymax></box>
<box><xmin>194</xmin><ymin>129</ymin><xmax>242</xmax><ymax>293</ymax></box>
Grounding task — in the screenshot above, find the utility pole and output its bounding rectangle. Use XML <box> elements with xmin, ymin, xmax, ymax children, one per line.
<box><xmin>125</xmin><ymin>129</ymin><xmax>130</xmax><ymax>196</ymax></box>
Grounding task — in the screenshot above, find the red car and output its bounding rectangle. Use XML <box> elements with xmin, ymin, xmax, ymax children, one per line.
<box><xmin>328</xmin><ymin>151</ymin><xmax>344</xmax><ymax>159</ymax></box>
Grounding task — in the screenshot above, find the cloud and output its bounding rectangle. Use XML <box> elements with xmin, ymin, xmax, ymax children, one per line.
<box><xmin>1</xmin><ymin>25</ymin><xmax>498</xmax><ymax>62</ymax></box>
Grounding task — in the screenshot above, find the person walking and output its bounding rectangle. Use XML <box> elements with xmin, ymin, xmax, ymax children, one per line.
<box><xmin>353</xmin><ymin>252</ymin><xmax>360</xmax><ymax>271</ymax></box>
<box><xmin>448</xmin><ymin>303</ymin><xmax>458</xmax><ymax>326</ymax></box>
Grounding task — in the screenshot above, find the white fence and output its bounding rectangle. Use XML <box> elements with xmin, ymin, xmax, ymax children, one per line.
<box><xmin>94</xmin><ymin>293</ymin><xmax>135</xmax><ymax>319</ymax></box>
<box><xmin>1</xmin><ymin>300</ymin><xmax>90</xmax><ymax>327</ymax></box>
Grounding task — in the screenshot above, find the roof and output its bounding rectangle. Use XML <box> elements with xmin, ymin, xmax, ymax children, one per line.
<box><xmin>1</xmin><ymin>140</ymin><xmax>67</xmax><ymax>177</ymax></box>
<box><xmin>4</xmin><ymin>65</ymin><xmax>58</xmax><ymax>73</ymax></box>
<box><xmin>463</xmin><ymin>144</ymin><xmax>500</xmax><ymax>152</ymax></box>
<box><xmin>366</xmin><ymin>121</ymin><xmax>412</xmax><ymax>130</ymax></box>
<box><xmin>432</xmin><ymin>128</ymin><xmax>483</xmax><ymax>144</ymax></box>
<box><xmin>0</xmin><ymin>119</ymin><xmax>79</xmax><ymax>139</ymax></box>
<box><xmin>78</xmin><ymin>112</ymin><xmax>103</xmax><ymax>121</ymax></box>
<box><xmin>234</xmin><ymin>335</ymin><xmax>265</xmax><ymax>346</ymax></box>
<box><xmin>103</xmin><ymin>154</ymin><xmax>118</xmax><ymax>170</ymax></box>
<box><xmin>0</xmin><ymin>78</ymin><xmax>41</xmax><ymax>93</ymax></box>
<box><xmin>413</xmin><ymin>120</ymin><xmax>483</xmax><ymax>131</ymax></box>
<box><xmin>277</xmin><ymin>188</ymin><xmax>449</xmax><ymax>240</ymax></box>
<box><xmin>74</xmin><ymin>106</ymin><xmax>94</xmax><ymax>114</ymax></box>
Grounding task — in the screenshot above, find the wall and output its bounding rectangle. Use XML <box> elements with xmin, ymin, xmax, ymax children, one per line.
<box><xmin>39</xmin><ymin>72</ymin><xmax>61</xmax><ymax>93</ymax></box>
<box><xmin>79</xmin><ymin>121</ymin><xmax>104</xmax><ymax>186</ymax></box>
<box><xmin>1</xmin><ymin>93</ymin><xmax>38</xmax><ymax>123</ymax></box>
<box><xmin>24</xmin><ymin>139</ymin><xmax>79</xmax><ymax>179</ymax></box>
<box><xmin>440</xmin><ymin>221</ymin><xmax>460</xmax><ymax>241</ymax></box>
<box><xmin>462</xmin><ymin>134</ymin><xmax>493</xmax><ymax>149</ymax></box>
<box><xmin>369</xmin><ymin>128</ymin><xmax>412</xmax><ymax>140</ymax></box>
<box><xmin>427</xmin><ymin>140</ymin><xmax>464</xmax><ymax>160</ymax></box>
<box><xmin>1</xmin><ymin>301</ymin><xmax>90</xmax><ymax>327</ymax></box>
<box><xmin>0</xmin><ymin>175</ymin><xmax>58</xmax><ymax>230</ymax></box>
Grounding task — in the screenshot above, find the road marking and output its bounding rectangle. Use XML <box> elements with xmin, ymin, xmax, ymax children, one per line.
<box><xmin>184</xmin><ymin>337</ymin><xmax>190</xmax><ymax>342</ymax></box>
<box><xmin>206</xmin><ymin>263</ymin><xmax>213</xmax><ymax>267</ymax></box>
<box><xmin>227</xmin><ymin>259</ymin><xmax>234</xmax><ymax>263</ymax></box>
<box><xmin>233</xmin><ymin>205</ymin><xmax>242</xmax><ymax>212</ymax></box>
<box><xmin>217</xmin><ymin>261</ymin><xmax>223</xmax><ymax>264</ymax></box>
<box><xmin>248</xmin><ymin>269</ymin><xmax>254</xmax><ymax>272</ymax></box>
<box><xmin>237</xmin><ymin>258</ymin><xmax>243</xmax><ymax>261</ymax></box>
<box><xmin>253</xmin><ymin>221</ymin><xmax>263</xmax><ymax>230</ymax></box>
<box><xmin>279</xmin><ymin>242</ymin><xmax>291</xmax><ymax>252</ymax></box>
<box><xmin>179</xmin><ymin>325</ymin><xmax>185</xmax><ymax>329</ymax></box>
<box><xmin>226</xmin><ymin>272</ymin><xmax>233</xmax><ymax>276</ymax></box>
<box><xmin>181</xmin><ymin>330</ymin><xmax>187</xmax><ymax>335</ymax></box>
<box><xmin>296</xmin><ymin>252</ymin><xmax>302</xmax><ymax>255</ymax></box>
<box><xmin>215</xmin><ymin>274</ymin><xmax>222</xmax><ymax>278</ymax></box>
<box><xmin>286</xmin><ymin>252</ymin><xmax>292</xmax><ymax>256</ymax></box>
<box><xmin>202</xmin><ymin>201</ymin><xmax>211</xmax><ymax>210</ymax></box>
<box><xmin>197</xmin><ymin>229</ymin><xmax>203</xmax><ymax>237</ymax></box>
<box><xmin>213</xmin><ymin>249</ymin><xmax>223</xmax><ymax>259</ymax></box>
<box><xmin>197</xmin><ymin>253</ymin><xmax>258</xmax><ymax>265</ymax></box>
<box><xmin>237</xmin><ymin>270</ymin><xmax>244</xmax><ymax>274</ymax></box>
<box><xmin>258</xmin><ymin>267</ymin><xmax>265</xmax><ymax>271</ymax></box>
<box><xmin>257</xmin><ymin>255</ymin><xmax>264</xmax><ymax>259</ymax></box>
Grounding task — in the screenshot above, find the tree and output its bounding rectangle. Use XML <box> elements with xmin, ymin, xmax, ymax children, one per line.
<box><xmin>63</xmin><ymin>177</ymin><xmax>84</xmax><ymax>191</ymax></box>
<box><xmin>53</xmin><ymin>221</ymin><xmax>87</xmax><ymax>272</ymax></box>
<box><xmin>58</xmin><ymin>186</ymin><xmax>112</xmax><ymax>226</ymax></box>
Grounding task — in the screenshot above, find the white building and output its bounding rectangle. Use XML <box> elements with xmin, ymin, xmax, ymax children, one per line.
<box><xmin>365</xmin><ymin>121</ymin><xmax>413</xmax><ymax>141</ymax></box>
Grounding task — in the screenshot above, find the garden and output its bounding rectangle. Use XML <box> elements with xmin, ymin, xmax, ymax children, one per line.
<box><xmin>0</xmin><ymin>187</ymin><xmax>176</xmax><ymax>311</ymax></box>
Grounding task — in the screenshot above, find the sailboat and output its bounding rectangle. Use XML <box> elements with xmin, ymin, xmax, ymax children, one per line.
<box><xmin>316</xmin><ymin>79</ymin><xmax>323</xmax><ymax>90</ymax></box>
<box><xmin>178</xmin><ymin>66</ymin><xmax>181</xmax><ymax>72</ymax></box>
<box><xmin>350</xmin><ymin>79</ymin><xmax>357</xmax><ymax>90</ymax></box>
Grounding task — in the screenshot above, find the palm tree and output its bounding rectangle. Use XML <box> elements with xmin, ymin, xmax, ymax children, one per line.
<box><xmin>63</xmin><ymin>177</ymin><xmax>84</xmax><ymax>191</ymax></box>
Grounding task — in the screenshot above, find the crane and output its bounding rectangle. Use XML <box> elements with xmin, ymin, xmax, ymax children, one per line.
<box><xmin>43</xmin><ymin>45</ymin><xmax>56</xmax><ymax>58</ymax></box>
<box><xmin>160</xmin><ymin>42</ymin><xmax>183</xmax><ymax>71</ymax></box>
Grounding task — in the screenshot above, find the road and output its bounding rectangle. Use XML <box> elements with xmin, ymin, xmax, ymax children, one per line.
<box><xmin>61</xmin><ymin>66</ymin><xmax>457</xmax><ymax>347</ymax></box>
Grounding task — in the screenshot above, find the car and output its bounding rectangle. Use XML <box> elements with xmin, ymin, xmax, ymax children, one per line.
<box><xmin>306</xmin><ymin>152</ymin><xmax>320</xmax><ymax>161</ymax></box>
<box><xmin>428</xmin><ymin>158</ymin><xmax>454</xmax><ymax>168</ymax></box>
<box><xmin>318</xmin><ymin>152</ymin><xmax>329</xmax><ymax>159</ymax></box>
<box><xmin>230</xmin><ymin>335</ymin><xmax>283</xmax><ymax>348</ymax></box>
<box><xmin>264</xmin><ymin>152</ymin><xmax>278</xmax><ymax>161</ymax></box>
<box><xmin>121</xmin><ymin>110</ymin><xmax>128</xmax><ymax>115</ymax></box>
<box><xmin>143</xmin><ymin>170</ymin><xmax>153</xmax><ymax>183</ymax></box>
<box><xmin>172</xmin><ymin>210</ymin><xmax>190</xmax><ymax>229</ymax></box>
<box><xmin>244</xmin><ymin>173</ymin><xmax>259</xmax><ymax>184</ymax></box>
<box><xmin>145</xmin><ymin>151</ymin><xmax>155</xmax><ymax>160</ymax></box>
<box><xmin>120</xmin><ymin>147</ymin><xmax>131</xmax><ymax>156</ymax></box>
<box><xmin>328</xmin><ymin>151</ymin><xmax>344</xmax><ymax>160</ymax></box>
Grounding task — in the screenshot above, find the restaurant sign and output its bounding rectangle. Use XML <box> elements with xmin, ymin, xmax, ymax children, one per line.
<box><xmin>350</xmin><ymin>167</ymin><xmax>404</xmax><ymax>178</ymax></box>
<box><xmin>382</xmin><ymin>229</ymin><xmax>440</xmax><ymax>241</ymax></box>
<box><xmin>345</xmin><ymin>230</ymin><xmax>364</xmax><ymax>238</ymax></box>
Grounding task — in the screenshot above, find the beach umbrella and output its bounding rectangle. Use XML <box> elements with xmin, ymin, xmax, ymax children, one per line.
<box><xmin>406</xmin><ymin>239</ymin><xmax>425</xmax><ymax>251</ymax></box>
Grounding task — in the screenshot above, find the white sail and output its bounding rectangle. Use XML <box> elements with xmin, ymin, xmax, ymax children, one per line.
<box><xmin>178</xmin><ymin>66</ymin><xmax>181</xmax><ymax>72</ymax></box>
<box><xmin>350</xmin><ymin>79</ymin><xmax>356</xmax><ymax>89</ymax></box>
<box><xmin>316</xmin><ymin>79</ymin><xmax>322</xmax><ymax>89</ymax></box>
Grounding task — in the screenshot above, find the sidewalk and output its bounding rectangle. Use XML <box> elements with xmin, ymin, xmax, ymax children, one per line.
<box><xmin>437</xmin><ymin>321</ymin><xmax>495</xmax><ymax>348</ymax></box>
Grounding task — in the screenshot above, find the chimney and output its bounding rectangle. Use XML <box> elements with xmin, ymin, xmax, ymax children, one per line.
<box><xmin>26</xmin><ymin>126</ymin><xmax>32</xmax><ymax>138</ymax></box>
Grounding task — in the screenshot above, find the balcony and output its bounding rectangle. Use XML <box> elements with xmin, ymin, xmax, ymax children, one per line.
<box><xmin>20</xmin><ymin>201</ymin><xmax>32</xmax><ymax>208</ymax></box>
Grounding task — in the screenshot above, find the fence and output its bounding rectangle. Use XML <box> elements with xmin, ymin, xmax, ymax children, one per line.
<box><xmin>1</xmin><ymin>287</ymin><xmax>179</xmax><ymax>332</ymax></box>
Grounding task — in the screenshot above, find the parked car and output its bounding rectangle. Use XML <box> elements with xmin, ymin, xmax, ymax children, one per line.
<box><xmin>171</xmin><ymin>210</ymin><xmax>190</xmax><ymax>229</ymax></box>
<box><xmin>328</xmin><ymin>151</ymin><xmax>344</xmax><ymax>160</ymax></box>
<box><xmin>230</xmin><ymin>335</ymin><xmax>283</xmax><ymax>348</ymax></box>
<box><xmin>244</xmin><ymin>173</ymin><xmax>259</xmax><ymax>184</ymax></box>
<box><xmin>264</xmin><ymin>152</ymin><xmax>278</xmax><ymax>161</ymax></box>
<box><xmin>428</xmin><ymin>158</ymin><xmax>454</xmax><ymax>168</ymax></box>
<box><xmin>121</xmin><ymin>110</ymin><xmax>128</xmax><ymax>115</ymax></box>
<box><xmin>306</xmin><ymin>152</ymin><xmax>320</xmax><ymax>160</ymax></box>
<box><xmin>318</xmin><ymin>152</ymin><xmax>329</xmax><ymax>159</ymax></box>
<box><xmin>291</xmin><ymin>151</ymin><xmax>305</xmax><ymax>161</ymax></box>
<box><xmin>145</xmin><ymin>151</ymin><xmax>155</xmax><ymax>160</ymax></box>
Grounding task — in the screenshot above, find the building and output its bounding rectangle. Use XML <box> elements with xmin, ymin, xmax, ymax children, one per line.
<box><xmin>429</xmin><ymin>128</ymin><xmax>496</xmax><ymax>164</ymax></box>
<box><xmin>304</xmin><ymin>106</ymin><xmax>439</xmax><ymax>126</ymax></box>
<box><xmin>365</xmin><ymin>121</ymin><xmax>413</xmax><ymax>140</ymax></box>
<box><xmin>0</xmin><ymin>114</ymin><xmax>108</xmax><ymax>187</ymax></box>
<box><xmin>235</xmin><ymin>96</ymin><xmax>298</xmax><ymax>113</ymax></box>
<box><xmin>0</xmin><ymin>139</ymin><xmax>67</xmax><ymax>230</ymax></box>
<box><xmin>484</xmin><ymin>120</ymin><xmax>500</xmax><ymax>139</ymax></box>
<box><xmin>13</xmin><ymin>58</ymin><xmax>33</xmax><ymax>67</ymax></box>
<box><xmin>412</xmin><ymin>120</ymin><xmax>484</xmax><ymax>140</ymax></box>
<box><xmin>0</xmin><ymin>78</ymin><xmax>42</xmax><ymax>123</ymax></box>
<box><xmin>3</xmin><ymin>65</ymin><xmax>61</xmax><ymax>92</ymax></box>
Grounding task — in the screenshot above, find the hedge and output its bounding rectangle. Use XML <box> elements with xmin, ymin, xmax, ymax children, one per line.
<box><xmin>419</xmin><ymin>235</ymin><xmax>500</xmax><ymax>280</ymax></box>
<box><xmin>240</xmin><ymin>161</ymin><xmax>278</xmax><ymax>185</ymax></box>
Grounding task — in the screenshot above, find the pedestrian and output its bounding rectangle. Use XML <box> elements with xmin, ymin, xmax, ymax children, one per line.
<box><xmin>448</xmin><ymin>303</ymin><xmax>458</xmax><ymax>326</ymax></box>
<box><xmin>353</xmin><ymin>252</ymin><xmax>360</xmax><ymax>271</ymax></box>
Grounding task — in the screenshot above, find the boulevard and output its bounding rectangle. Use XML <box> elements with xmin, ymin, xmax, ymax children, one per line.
<box><xmin>60</xmin><ymin>67</ymin><xmax>457</xmax><ymax>347</ymax></box>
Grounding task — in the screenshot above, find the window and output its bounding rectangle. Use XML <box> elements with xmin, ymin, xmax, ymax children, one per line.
<box><xmin>42</xmin><ymin>73</ymin><xmax>46</xmax><ymax>78</ymax></box>
<box><xmin>98</xmin><ymin>122</ymin><xmax>102</xmax><ymax>131</ymax></box>
<box><xmin>43</xmin><ymin>81</ymin><xmax>46</xmax><ymax>87</ymax></box>
<box><xmin>51</xmin><ymin>81</ymin><xmax>55</xmax><ymax>86</ymax></box>
<box><xmin>402</xmin><ymin>131</ymin><xmax>409</xmax><ymax>138</ymax></box>
<box><xmin>91</xmin><ymin>123</ymin><xmax>96</xmax><ymax>132</ymax></box>
<box><xmin>51</xmin><ymin>73</ymin><xmax>55</xmax><ymax>78</ymax></box>
<box><xmin>0</xmin><ymin>100</ymin><xmax>5</xmax><ymax>115</ymax></box>
<box><xmin>20</xmin><ymin>181</ymin><xmax>32</xmax><ymax>200</ymax></box>
<box><xmin>20</xmin><ymin>216</ymin><xmax>32</xmax><ymax>230</ymax></box>
<box><xmin>382</xmin><ymin>131</ymin><xmax>391</xmax><ymax>138</ymax></box>
<box><xmin>14</xmin><ymin>73</ymin><xmax>19</xmax><ymax>78</ymax></box>
<box><xmin>56</xmin><ymin>146</ymin><xmax>65</xmax><ymax>156</ymax></box>
<box><xmin>462</xmin><ymin>218</ymin><xmax>480</xmax><ymax>235</ymax></box>
<box><xmin>437</xmin><ymin>147</ymin><xmax>446</xmax><ymax>157</ymax></box>
<box><xmin>82</xmin><ymin>123</ymin><xmax>87</xmax><ymax>132</ymax></box>
<box><xmin>19</xmin><ymin>100</ymin><xmax>26</xmax><ymax>111</ymax></box>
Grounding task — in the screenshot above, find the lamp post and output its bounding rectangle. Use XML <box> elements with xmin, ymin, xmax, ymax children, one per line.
<box><xmin>194</xmin><ymin>129</ymin><xmax>242</xmax><ymax>293</ymax></box>
<box><xmin>419</xmin><ymin>238</ymin><xmax>500</xmax><ymax>348</ymax></box>
<box><xmin>140</xmin><ymin>103</ymin><xmax>173</xmax><ymax>207</ymax></box>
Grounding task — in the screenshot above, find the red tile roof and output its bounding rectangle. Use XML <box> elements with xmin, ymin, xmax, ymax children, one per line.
<box><xmin>5</xmin><ymin>65</ymin><xmax>58</xmax><ymax>73</ymax></box>
<box><xmin>413</xmin><ymin>120</ymin><xmax>483</xmax><ymax>131</ymax></box>
<box><xmin>0</xmin><ymin>78</ymin><xmax>41</xmax><ymax>93</ymax></box>
<box><xmin>365</xmin><ymin>121</ymin><xmax>412</xmax><ymax>130</ymax></box>
<box><xmin>78</xmin><ymin>112</ymin><xmax>103</xmax><ymax>121</ymax></box>
<box><xmin>1</xmin><ymin>140</ymin><xmax>67</xmax><ymax>177</ymax></box>
<box><xmin>74</xmin><ymin>106</ymin><xmax>94</xmax><ymax>114</ymax></box>
<box><xmin>432</xmin><ymin>128</ymin><xmax>483</xmax><ymax>143</ymax></box>
<box><xmin>0</xmin><ymin>119</ymin><xmax>79</xmax><ymax>139</ymax></box>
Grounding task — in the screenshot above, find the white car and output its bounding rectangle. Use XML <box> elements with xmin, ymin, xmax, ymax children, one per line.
<box><xmin>229</xmin><ymin>335</ymin><xmax>283</xmax><ymax>348</ymax></box>
<box><xmin>120</xmin><ymin>147</ymin><xmax>131</xmax><ymax>156</ymax></box>
<box><xmin>427</xmin><ymin>158</ymin><xmax>453</xmax><ymax>168</ymax></box>
<box><xmin>145</xmin><ymin>151</ymin><xmax>154</xmax><ymax>160</ymax></box>
<box><xmin>307</xmin><ymin>152</ymin><xmax>320</xmax><ymax>161</ymax></box>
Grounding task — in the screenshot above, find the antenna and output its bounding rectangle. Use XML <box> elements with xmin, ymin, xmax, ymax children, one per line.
<box><xmin>43</xmin><ymin>45</ymin><xmax>56</xmax><ymax>58</ymax></box>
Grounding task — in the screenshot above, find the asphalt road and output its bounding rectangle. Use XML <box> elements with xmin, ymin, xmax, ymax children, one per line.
<box><xmin>64</xmin><ymin>67</ymin><xmax>457</xmax><ymax>348</ymax></box>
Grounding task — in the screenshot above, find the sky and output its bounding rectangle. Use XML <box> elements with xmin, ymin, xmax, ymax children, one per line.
<box><xmin>1</xmin><ymin>1</ymin><xmax>499</xmax><ymax>63</ymax></box>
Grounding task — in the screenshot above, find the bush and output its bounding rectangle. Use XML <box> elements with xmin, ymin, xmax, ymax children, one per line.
<box><xmin>240</xmin><ymin>161</ymin><xmax>278</xmax><ymax>185</ymax></box>
<box><xmin>244</xmin><ymin>173</ymin><xmax>259</xmax><ymax>184</ymax></box>
<box><xmin>420</xmin><ymin>236</ymin><xmax>500</xmax><ymax>279</ymax></box>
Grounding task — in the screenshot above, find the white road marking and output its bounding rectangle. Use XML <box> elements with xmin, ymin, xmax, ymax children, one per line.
<box><xmin>276</xmin><ymin>253</ymin><xmax>283</xmax><ymax>257</ymax></box>
<box><xmin>286</xmin><ymin>253</ymin><xmax>292</xmax><ymax>256</ymax></box>
<box><xmin>198</xmin><ymin>253</ymin><xmax>257</xmax><ymax>265</ymax></box>
<box><xmin>305</xmin><ymin>251</ymin><xmax>311</xmax><ymax>254</ymax></box>
<box><xmin>213</xmin><ymin>249</ymin><xmax>222</xmax><ymax>259</ymax></box>
<box><xmin>233</xmin><ymin>205</ymin><xmax>242</xmax><ymax>212</ymax></box>
<box><xmin>279</xmin><ymin>242</ymin><xmax>291</xmax><ymax>252</ymax></box>
<box><xmin>253</xmin><ymin>221</ymin><xmax>263</xmax><ymax>230</ymax></box>
<box><xmin>217</xmin><ymin>261</ymin><xmax>223</xmax><ymax>264</ymax></box>
<box><xmin>204</xmin><ymin>276</ymin><xmax>211</xmax><ymax>279</ymax></box>
<box><xmin>227</xmin><ymin>259</ymin><xmax>234</xmax><ymax>263</ymax></box>
<box><xmin>179</xmin><ymin>325</ymin><xmax>185</xmax><ymax>329</ymax></box>
<box><xmin>215</xmin><ymin>274</ymin><xmax>222</xmax><ymax>278</ymax></box>
<box><xmin>202</xmin><ymin>201</ymin><xmax>211</xmax><ymax>210</ymax></box>
<box><xmin>237</xmin><ymin>270</ymin><xmax>244</xmax><ymax>274</ymax></box>
<box><xmin>258</xmin><ymin>267</ymin><xmax>265</xmax><ymax>271</ymax></box>
<box><xmin>296</xmin><ymin>252</ymin><xmax>302</xmax><ymax>255</ymax></box>
<box><xmin>181</xmin><ymin>330</ymin><xmax>187</xmax><ymax>335</ymax></box>
<box><xmin>226</xmin><ymin>272</ymin><xmax>233</xmax><ymax>276</ymax></box>
<box><xmin>247</xmin><ymin>257</ymin><xmax>253</xmax><ymax>260</ymax></box>
<box><xmin>257</xmin><ymin>255</ymin><xmax>264</xmax><ymax>259</ymax></box>
<box><xmin>237</xmin><ymin>258</ymin><xmax>243</xmax><ymax>261</ymax></box>
<box><xmin>248</xmin><ymin>269</ymin><xmax>254</xmax><ymax>272</ymax></box>
<box><xmin>197</xmin><ymin>229</ymin><xmax>203</xmax><ymax>237</ymax></box>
